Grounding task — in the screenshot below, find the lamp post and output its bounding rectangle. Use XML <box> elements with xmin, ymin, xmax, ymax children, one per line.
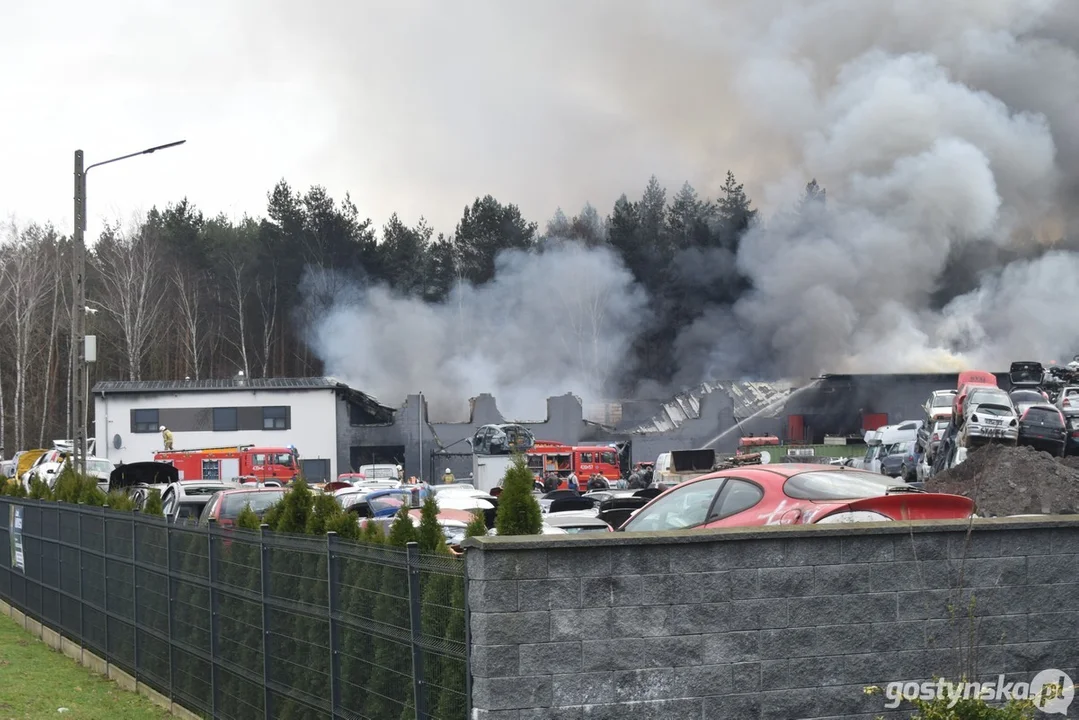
<box><xmin>70</xmin><ymin>140</ymin><xmax>186</xmax><ymax>476</ymax></box>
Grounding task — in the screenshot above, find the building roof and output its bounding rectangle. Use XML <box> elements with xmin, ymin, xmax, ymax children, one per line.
<box><xmin>92</xmin><ymin>376</ymin><xmax>396</xmax><ymax>422</ymax></box>
<box><xmin>631</xmin><ymin>380</ymin><xmax>793</xmax><ymax>434</ymax></box>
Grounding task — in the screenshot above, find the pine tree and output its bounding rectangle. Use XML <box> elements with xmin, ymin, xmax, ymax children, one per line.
<box><xmin>494</xmin><ymin>454</ymin><xmax>542</xmax><ymax>536</ymax></box>
<box><xmin>417</xmin><ymin>495</ymin><xmax>445</xmax><ymax>554</ymax></box>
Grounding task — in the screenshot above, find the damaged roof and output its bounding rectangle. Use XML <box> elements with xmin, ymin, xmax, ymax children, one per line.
<box><xmin>92</xmin><ymin>376</ymin><xmax>395</xmax><ymax>422</ymax></box>
<box><xmin>631</xmin><ymin>381</ymin><xmax>793</xmax><ymax>434</ymax></box>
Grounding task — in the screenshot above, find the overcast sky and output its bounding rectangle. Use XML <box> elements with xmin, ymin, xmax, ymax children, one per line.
<box><xmin>1</xmin><ymin>0</ymin><xmax>765</xmax><ymax>241</ymax></box>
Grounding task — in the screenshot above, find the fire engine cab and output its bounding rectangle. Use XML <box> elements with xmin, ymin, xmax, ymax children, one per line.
<box><xmin>153</xmin><ymin>445</ymin><xmax>299</xmax><ymax>482</ymax></box>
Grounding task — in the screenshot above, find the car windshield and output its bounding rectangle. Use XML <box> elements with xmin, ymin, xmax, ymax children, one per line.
<box><xmin>974</xmin><ymin>404</ymin><xmax>1012</xmax><ymax>417</ymax></box>
<box><xmin>365</xmin><ymin>467</ymin><xmax>397</xmax><ymax>478</ymax></box>
<box><xmin>87</xmin><ymin>459</ymin><xmax>113</xmax><ymax>473</ymax></box>
<box><xmin>621</xmin><ymin>477</ymin><xmax>724</xmax><ymax>532</ymax></box>
<box><xmin>783</xmin><ymin>471</ymin><xmax>898</xmax><ymax>500</ymax></box>
<box><xmin>1025</xmin><ymin>408</ymin><xmax>1063</xmax><ymax>426</ymax></box>
<box><xmin>933</xmin><ymin>422</ymin><xmax>949</xmax><ymax>433</ymax></box>
<box><xmin>222</xmin><ymin>490</ymin><xmax>285</xmax><ymax>517</ymax></box>
<box><xmin>272</xmin><ymin>454</ymin><xmax>294</xmax><ymax>467</ymax></box>
<box><xmin>1011</xmin><ymin>391</ymin><xmax>1044</xmax><ymax>403</ymax></box>
<box><xmin>932</xmin><ymin>395</ymin><xmax>953</xmax><ymax>407</ymax></box>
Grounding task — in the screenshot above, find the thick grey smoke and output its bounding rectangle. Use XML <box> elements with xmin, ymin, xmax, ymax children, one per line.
<box><xmin>300</xmin><ymin>243</ymin><xmax>649</xmax><ymax>419</ymax></box>
<box><xmin>287</xmin><ymin>0</ymin><xmax>1079</xmax><ymax>399</ymax></box>
<box><xmin>691</xmin><ymin>0</ymin><xmax>1079</xmax><ymax>377</ymax></box>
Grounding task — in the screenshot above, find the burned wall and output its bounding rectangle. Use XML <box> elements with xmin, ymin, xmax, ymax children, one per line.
<box><xmin>335</xmin><ymin>392</ymin><xmax>587</xmax><ymax>482</ymax></box>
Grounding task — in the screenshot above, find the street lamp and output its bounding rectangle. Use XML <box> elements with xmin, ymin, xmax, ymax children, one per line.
<box><xmin>70</xmin><ymin>140</ymin><xmax>186</xmax><ymax>476</ymax></box>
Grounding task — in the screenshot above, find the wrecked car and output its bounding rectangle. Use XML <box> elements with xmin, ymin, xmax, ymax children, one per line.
<box><xmin>469</xmin><ymin>423</ymin><xmax>536</xmax><ymax>455</ymax></box>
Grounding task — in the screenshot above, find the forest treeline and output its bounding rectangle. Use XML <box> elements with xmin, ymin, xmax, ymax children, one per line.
<box><xmin>0</xmin><ymin>170</ymin><xmax>808</xmax><ymax>455</ymax></box>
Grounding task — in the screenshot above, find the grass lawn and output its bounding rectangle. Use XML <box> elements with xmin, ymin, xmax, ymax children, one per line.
<box><xmin>0</xmin><ymin>615</ymin><xmax>172</xmax><ymax>719</ymax></box>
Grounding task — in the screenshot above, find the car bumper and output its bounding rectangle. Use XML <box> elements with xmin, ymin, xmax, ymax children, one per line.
<box><xmin>965</xmin><ymin>426</ymin><xmax>1018</xmax><ymax>442</ymax></box>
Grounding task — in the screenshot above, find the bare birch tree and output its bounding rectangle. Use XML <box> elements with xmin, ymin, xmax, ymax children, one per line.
<box><xmin>173</xmin><ymin>268</ymin><xmax>206</xmax><ymax>380</ymax></box>
<box><xmin>256</xmin><ymin>260</ymin><xmax>277</xmax><ymax>377</ymax></box>
<box><xmin>93</xmin><ymin>222</ymin><xmax>166</xmax><ymax>381</ymax></box>
<box><xmin>0</xmin><ymin>223</ymin><xmax>54</xmax><ymax>451</ymax></box>
<box><xmin>223</xmin><ymin>253</ymin><xmax>251</xmax><ymax>377</ymax></box>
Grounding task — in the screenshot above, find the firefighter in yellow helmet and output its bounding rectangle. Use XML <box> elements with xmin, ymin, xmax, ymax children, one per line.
<box><xmin>441</xmin><ymin>467</ymin><xmax>455</xmax><ymax>484</ymax></box>
<box><xmin>160</xmin><ymin>425</ymin><xmax>174</xmax><ymax>451</ymax></box>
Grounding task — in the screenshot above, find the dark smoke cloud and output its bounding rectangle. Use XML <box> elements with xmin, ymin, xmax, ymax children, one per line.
<box><xmin>286</xmin><ymin>0</ymin><xmax>1079</xmax><ymax>406</ymax></box>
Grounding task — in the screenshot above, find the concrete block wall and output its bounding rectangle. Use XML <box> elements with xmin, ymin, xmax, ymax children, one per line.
<box><xmin>463</xmin><ymin>517</ymin><xmax>1079</xmax><ymax>719</ymax></box>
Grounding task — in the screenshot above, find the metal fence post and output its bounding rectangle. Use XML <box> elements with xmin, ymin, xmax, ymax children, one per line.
<box><xmin>207</xmin><ymin>519</ymin><xmax>219</xmax><ymax>719</ymax></box>
<box><xmin>260</xmin><ymin>524</ymin><xmax>272</xmax><ymax>720</ymax></box>
<box><xmin>406</xmin><ymin>541</ymin><xmax>427</xmax><ymax>720</ymax></box>
<box><xmin>166</xmin><ymin>518</ymin><xmax>175</xmax><ymax>701</ymax></box>
<box><xmin>77</xmin><ymin>508</ymin><xmax>85</xmax><ymax>644</ymax></box>
<box><xmin>462</xmin><ymin>554</ymin><xmax>472</xmax><ymax>717</ymax></box>
<box><xmin>131</xmin><ymin>513</ymin><xmax>140</xmax><ymax>684</ymax></box>
<box><xmin>326</xmin><ymin>532</ymin><xmax>341</xmax><ymax>715</ymax></box>
<box><xmin>101</xmin><ymin>506</ymin><xmax>110</xmax><ymax>664</ymax></box>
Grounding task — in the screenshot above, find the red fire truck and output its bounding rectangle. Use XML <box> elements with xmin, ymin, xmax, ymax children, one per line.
<box><xmin>526</xmin><ymin>441</ymin><xmax>621</xmax><ymax>483</ymax></box>
<box><xmin>153</xmin><ymin>445</ymin><xmax>300</xmax><ymax>482</ymax></box>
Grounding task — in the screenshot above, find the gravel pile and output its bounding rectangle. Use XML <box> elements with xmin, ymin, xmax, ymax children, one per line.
<box><xmin>926</xmin><ymin>444</ymin><xmax>1079</xmax><ymax>517</ymax></box>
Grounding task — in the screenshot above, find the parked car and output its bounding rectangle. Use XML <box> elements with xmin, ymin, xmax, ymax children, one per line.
<box><xmin>618</xmin><ymin>464</ymin><xmax>974</xmax><ymax>532</ymax></box>
<box><xmin>542</xmin><ymin>512</ymin><xmax>612</xmax><ymax>533</ymax></box>
<box><xmin>917</xmin><ymin>419</ymin><xmax>951</xmax><ymax>465</ymax></box>
<box><xmin>1016</xmin><ymin>405</ymin><xmax>1067</xmax><ymax>457</ymax></box>
<box><xmin>961</xmin><ymin>401</ymin><xmax>1019</xmax><ymax>447</ymax></box>
<box><xmin>160</xmin><ymin>480</ymin><xmax>237</xmax><ymax>523</ymax></box>
<box><xmin>1056</xmin><ymin>386</ymin><xmax>1079</xmax><ymax>418</ymax></box>
<box><xmin>879</xmin><ymin>441</ymin><xmax>917</xmax><ymax>480</ymax></box>
<box><xmin>198</xmin><ymin>487</ymin><xmax>287</xmax><ymax>527</ymax></box>
<box><xmin>1009</xmin><ymin>389</ymin><xmax>1050</xmax><ymax>417</ymax></box>
<box><xmin>922</xmin><ymin>390</ymin><xmax>956</xmax><ymax>422</ymax></box>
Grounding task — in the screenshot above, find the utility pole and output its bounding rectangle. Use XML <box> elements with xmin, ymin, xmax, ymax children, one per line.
<box><xmin>418</xmin><ymin>391</ymin><xmax>424</xmax><ymax>483</ymax></box>
<box><xmin>71</xmin><ymin>151</ymin><xmax>86</xmax><ymax>476</ymax></box>
<box><xmin>69</xmin><ymin>140</ymin><xmax>186</xmax><ymax>476</ymax></box>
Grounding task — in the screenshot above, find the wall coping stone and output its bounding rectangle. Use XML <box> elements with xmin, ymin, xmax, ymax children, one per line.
<box><xmin>462</xmin><ymin>514</ymin><xmax>1079</xmax><ymax>550</ymax></box>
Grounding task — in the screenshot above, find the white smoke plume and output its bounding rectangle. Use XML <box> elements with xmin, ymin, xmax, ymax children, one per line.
<box><xmin>300</xmin><ymin>243</ymin><xmax>650</xmax><ymax>418</ymax></box>
<box><xmin>285</xmin><ymin>0</ymin><xmax>1079</xmax><ymax>401</ymax></box>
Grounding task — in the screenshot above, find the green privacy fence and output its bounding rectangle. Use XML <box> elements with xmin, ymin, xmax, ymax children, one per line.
<box><xmin>0</xmin><ymin>497</ymin><xmax>469</xmax><ymax>720</ymax></box>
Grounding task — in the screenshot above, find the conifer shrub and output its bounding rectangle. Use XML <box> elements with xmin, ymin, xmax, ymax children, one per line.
<box><xmin>494</xmin><ymin>453</ymin><xmax>542</xmax><ymax>536</ymax></box>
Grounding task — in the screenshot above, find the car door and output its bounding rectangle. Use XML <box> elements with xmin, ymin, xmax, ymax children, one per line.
<box><xmin>701</xmin><ymin>478</ymin><xmax>767</xmax><ymax>528</ymax></box>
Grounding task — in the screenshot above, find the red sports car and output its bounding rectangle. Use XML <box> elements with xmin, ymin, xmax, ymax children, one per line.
<box><xmin>619</xmin><ymin>463</ymin><xmax>974</xmax><ymax>532</ymax></box>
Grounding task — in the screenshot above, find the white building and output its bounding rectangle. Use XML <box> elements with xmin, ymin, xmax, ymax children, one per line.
<box><xmin>92</xmin><ymin>377</ymin><xmax>395</xmax><ymax>482</ymax></box>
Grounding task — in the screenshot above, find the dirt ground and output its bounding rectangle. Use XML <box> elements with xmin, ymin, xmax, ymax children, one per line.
<box><xmin>926</xmin><ymin>443</ymin><xmax>1079</xmax><ymax>517</ymax></box>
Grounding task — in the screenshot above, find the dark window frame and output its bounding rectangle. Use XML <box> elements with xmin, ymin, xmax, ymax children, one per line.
<box><xmin>213</xmin><ymin>407</ymin><xmax>238</xmax><ymax>432</ymax></box>
<box><xmin>132</xmin><ymin>408</ymin><xmax>160</xmax><ymax>433</ymax></box>
<box><xmin>262</xmin><ymin>406</ymin><xmax>290</xmax><ymax>430</ymax></box>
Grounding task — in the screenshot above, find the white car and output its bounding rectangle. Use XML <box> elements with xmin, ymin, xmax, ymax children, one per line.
<box><xmin>961</xmin><ymin>401</ymin><xmax>1019</xmax><ymax>446</ymax></box>
<box><xmin>922</xmin><ymin>389</ymin><xmax>956</xmax><ymax>422</ymax></box>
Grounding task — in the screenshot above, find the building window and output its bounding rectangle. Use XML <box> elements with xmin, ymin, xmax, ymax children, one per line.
<box><xmin>132</xmin><ymin>409</ymin><xmax>159</xmax><ymax>433</ymax></box>
<box><xmin>263</xmin><ymin>406</ymin><xmax>290</xmax><ymax>430</ymax></box>
<box><xmin>213</xmin><ymin>407</ymin><xmax>238</xmax><ymax>432</ymax></box>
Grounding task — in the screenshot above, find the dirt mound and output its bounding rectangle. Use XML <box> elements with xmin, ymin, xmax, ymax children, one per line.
<box><xmin>926</xmin><ymin>444</ymin><xmax>1079</xmax><ymax>517</ymax></box>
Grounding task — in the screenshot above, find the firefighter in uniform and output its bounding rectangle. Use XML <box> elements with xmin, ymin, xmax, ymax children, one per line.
<box><xmin>160</xmin><ymin>425</ymin><xmax>174</xmax><ymax>451</ymax></box>
<box><xmin>442</xmin><ymin>467</ymin><xmax>456</xmax><ymax>484</ymax></box>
